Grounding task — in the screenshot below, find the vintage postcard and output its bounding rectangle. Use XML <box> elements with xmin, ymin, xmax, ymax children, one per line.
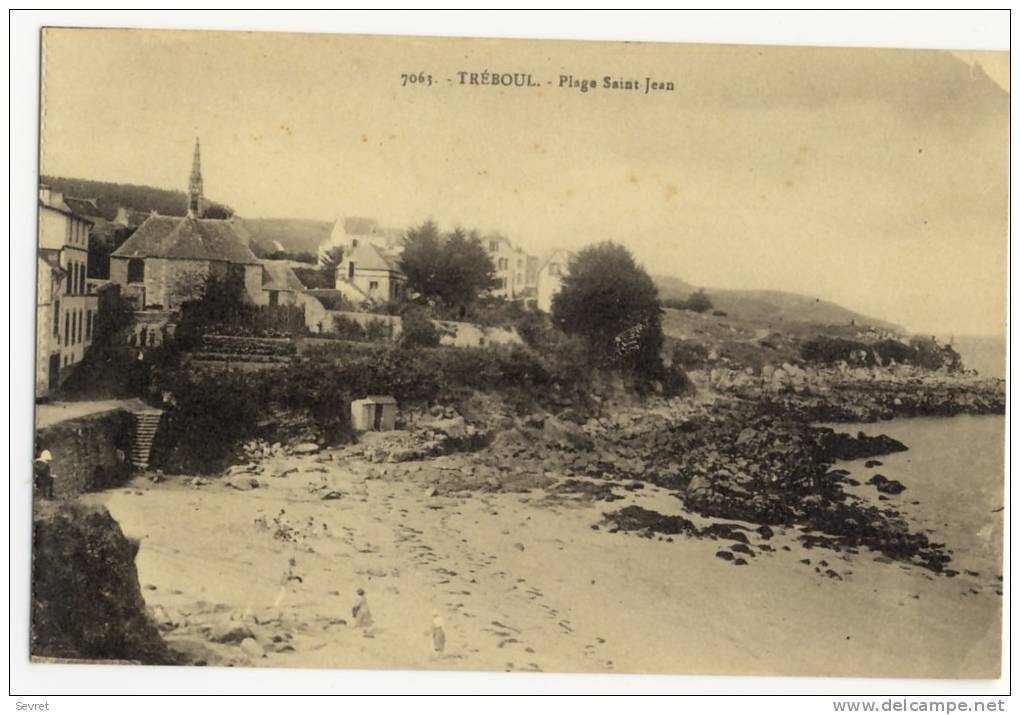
<box><xmin>31</xmin><ymin>27</ymin><xmax>1007</xmax><ymax>680</ymax></box>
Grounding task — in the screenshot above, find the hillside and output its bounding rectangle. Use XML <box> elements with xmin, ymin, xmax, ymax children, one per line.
<box><xmin>40</xmin><ymin>176</ymin><xmax>233</xmax><ymax>220</ymax></box>
<box><xmin>653</xmin><ymin>274</ymin><xmax>902</xmax><ymax>333</ymax></box>
<box><xmin>237</xmin><ymin>218</ymin><xmax>332</xmax><ymax>259</ymax></box>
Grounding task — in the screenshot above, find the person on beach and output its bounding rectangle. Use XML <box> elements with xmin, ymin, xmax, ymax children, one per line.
<box><xmin>273</xmin><ymin>557</ymin><xmax>302</xmax><ymax>621</ymax></box>
<box><xmin>432</xmin><ymin>613</ymin><xmax>446</xmax><ymax>654</ymax></box>
<box><xmin>352</xmin><ymin>588</ymin><xmax>373</xmax><ymax>630</ymax></box>
<box><xmin>33</xmin><ymin>450</ymin><xmax>54</xmax><ymax>500</ymax></box>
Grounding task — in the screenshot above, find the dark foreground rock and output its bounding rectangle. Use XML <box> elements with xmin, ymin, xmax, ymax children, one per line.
<box><xmin>31</xmin><ymin>502</ymin><xmax>178</xmax><ymax>664</ymax></box>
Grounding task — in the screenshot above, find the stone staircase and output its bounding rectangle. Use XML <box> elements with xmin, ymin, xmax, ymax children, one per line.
<box><xmin>130</xmin><ymin>409</ymin><xmax>164</xmax><ymax>469</ymax></box>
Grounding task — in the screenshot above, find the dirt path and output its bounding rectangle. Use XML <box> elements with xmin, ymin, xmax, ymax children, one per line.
<box><xmin>85</xmin><ymin>448</ymin><xmax>1001</xmax><ymax>677</ymax></box>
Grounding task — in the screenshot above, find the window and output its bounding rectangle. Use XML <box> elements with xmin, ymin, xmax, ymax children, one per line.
<box><xmin>86</xmin><ymin>310</ymin><xmax>93</xmax><ymax>340</ymax></box>
<box><xmin>348</xmin><ymin>262</ymin><xmax>355</xmax><ymax>279</ymax></box>
<box><xmin>369</xmin><ymin>281</ymin><xmax>379</xmax><ymax>295</ymax></box>
<box><xmin>489</xmin><ymin>240</ymin><xmax>498</xmax><ymax>252</ymax></box>
<box><xmin>64</xmin><ymin>312</ymin><xmax>70</xmax><ymax>346</ymax></box>
<box><xmin>498</xmin><ymin>258</ymin><xmax>508</xmax><ymax>270</ymax></box>
<box><xmin>66</xmin><ymin>264</ymin><xmax>72</xmax><ymax>293</ymax></box>
<box><xmin>499</xmin><ymin>278</ymin><xmax>507</xmax><ymax>289</ymax></box>
<box><xmin>53</xmin><ymin>300</ymin><xmax>60</xmax><ymax>337</ymax></box>
<box><xmin>268</xmin><ymin>290</ymin><xmax>279</xmax><ymax>307</ymax></box>
<box><xmin>127</xmin><ymin>258</ymin><xmax>145</xmax><ymax>284</ymax></box>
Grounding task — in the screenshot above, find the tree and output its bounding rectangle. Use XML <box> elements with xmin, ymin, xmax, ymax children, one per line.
<box><xmin>319</xmin><ymin>245</ymin><xmax>344</xmax><ymax>286</ymax></box>
<box><xmin>438</xmin><ymin>229</ymin><xmax>499</xmax><ymax>311</ymax></box>
<box><xmin>398</xmin><ymin>222</ymin><xmax>497</xmax><ymax>312</ymax></box>
<box><xmin>682</xmin><ymin>288</ymin><xmax>713</xmax><ymax>313</ymax></box>
<box><xmin>399</xmin><ymin>221</ymin><xmax>444</xmax><ymax>299</ymax></box>
<box><xmin>551</xmin><ymin>241</ymin><xmax>663</xmax><ymax>373</ymax></box>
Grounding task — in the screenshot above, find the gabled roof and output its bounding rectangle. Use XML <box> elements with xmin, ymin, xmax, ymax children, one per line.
<box><xmin>261</xmin><ymin>260</ymin><xmax>306</xmax><ymax>292</ymax></box>
<box><xmin>63</xmin><ymin>197</ymin><xmax>102</xmax><ymax>219</ymax></box>
<box><xmin>349</xmin><ymin>240</ymin><xmax>402</xmax><ymax>274</ymax></box>
<box><xmin>538</xmin><ymin>248</ymin><xmax>572</xmax><ymax>271</ymax></box>
<box><xmin>39</xmin><ymin>195</ymin><xmax>94</xmax><ymax>223</ymax></box>
<box><xmin>111</xmin><ymin>215</ymin><xmax>261</xmax><ymax>265</ymax></box>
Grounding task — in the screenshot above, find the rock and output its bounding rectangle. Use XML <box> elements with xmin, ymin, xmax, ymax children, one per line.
<box><xmin>206</xmin><ymin>622</ymin><xmax>253</xmax><ymax>644</ymax></box>
<box><xmin>715</xmin><ymin>550</ymin><xmax>735</xmax><ymax>562</ymax></box>
<box><xmin>239</xmin><ymin>637</ymin><xmax>265</xmax><ymax>658</ymax></box>
<box><xmin>426</xmin><ymin>486</ymin><xmax>438</xmax><ymax>497</ymax></box>
<box><xmin>273</xmin><ymin>467</ymin><xmax>298</xmax><ymax>479</ymax></box>
<box><xmin>513</xmin><ymin>543</ymin><xmax>525</xmax><ymax>552</ymax></box>
<box><xmin>320</xmin><ymin>491</ymin><xmax>344</xmax><ymax>500</ymax></box>
<box><xmin>291</xmin><ymin>442</ymin><xmax>320</xmax><ymax>455</ymax></box>
<box><xmin>867</xmin><ymin>474</ymin><xmax>906</xmax><ymax>495</ymax></box>
<box><xmin>542</xmin><ymin>416</ymin><xmax>594</xmax><ymax>451</ymax></box>
<box><xmin>428</xmin><ymin>416</ymin><xmax>468</xmax><ymax>439</ymax></box>
<box><xmin>864</xmin><ymin>460</ymin><xmax>883</xmax><ymax>468</ymax></box>
<box><xmin>730</xmin><ymin>543</ymin><xmax>754</xmax><ymax>556</ymax></box>
<box><xmin>756</xmin><ymin>525</ymin><xmax>774</xmax><ymax>540</ymax></box>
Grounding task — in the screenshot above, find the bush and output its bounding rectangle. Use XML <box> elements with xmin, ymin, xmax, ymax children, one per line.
<box><xmin>149</xmin><ymin>368</ymin><xmax>264</xmax><ymax>473</ymax></box>
<box><xmin>399</xmin><ymin>308</ymin><xmax>440</xmax><ymax>348</ymax></box>
<box><xmin>665</xmin><ymin>289</ymin><xmax>714</xmax><ymax>313</ymax></box>
<box><xmin>331</xmin><ymin>315</ymin><xmax>367</xmax><ymax>341</ymax></box>
<box><xmin>670</xmin><ymin>340</ymin><xmax>710</xmax><ymax>369</ymax></box>
<box><xmin>800</xmin><ymin>336</ymin><xmax>874</xmax><ymax>366</ymax></box>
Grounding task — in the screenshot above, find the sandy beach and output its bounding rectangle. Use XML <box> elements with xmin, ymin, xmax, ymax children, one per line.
<box><xmin>84</xmin><ymin>429</ymin><xmax>1002</xmax><ymax>678</ymax></box>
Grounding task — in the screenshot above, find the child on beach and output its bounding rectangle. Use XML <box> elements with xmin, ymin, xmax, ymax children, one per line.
<box><xmin>352</xmin><ymin>587</ymin><xmax>373</xmax><ymax>631</ymax></box>
<box><xmin>432</xmin><ymin>613</ymin><xmax>446</xmax><ymax>654</ymax></box>
<box><xmin>273</xmin><ymin>557</ymin><xmax>303</xmax><ymax>621</ymax></box>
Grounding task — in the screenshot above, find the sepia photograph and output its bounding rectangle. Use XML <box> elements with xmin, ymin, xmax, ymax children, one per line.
<box><xmin>18</xmin><ymin>12</ymin><xmax>1009</xmax><ymax>697</ymax></box>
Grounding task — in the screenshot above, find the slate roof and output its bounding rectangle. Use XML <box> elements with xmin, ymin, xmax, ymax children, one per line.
<box><xmin>111</xmin><ymin>215</ymin><xmax>261</xmax><ymax>265</ymax></box>
<box><xmin>63</xmin><ymin>197</ymin><xmax>103</xmax><ymax>219</ymax></box>
<box><xmin>261</xmin><ymin>260</ymin><xmax>306</xmax><ymax>292</ymax></box>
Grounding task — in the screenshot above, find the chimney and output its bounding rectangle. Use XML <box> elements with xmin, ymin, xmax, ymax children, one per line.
<box><xmin>114</xmin><ymin>206</ymin><xmax>130</xmax><ymax>226</ymax></box>
<box><xmin>38</xmin><ymin>184</ymin><xmax>51</xmax><ymax>204</ymax></box>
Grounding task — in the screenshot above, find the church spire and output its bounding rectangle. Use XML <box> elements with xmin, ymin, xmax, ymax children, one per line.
<box><xmin>188</xmin><ymin>137</ymin><xmax>204</xmax><ymax>218</ymax></box>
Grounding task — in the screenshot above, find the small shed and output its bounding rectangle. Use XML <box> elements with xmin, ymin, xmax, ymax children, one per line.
<box><xmin>351</xmin><ymin>395</ymin><xmax>398</xmax><ymax>432</ymax></box>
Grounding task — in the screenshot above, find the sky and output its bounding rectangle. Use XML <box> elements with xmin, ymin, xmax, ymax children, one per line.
<box><xmin>40</xmin><ymin>29</ymin><xmax>1008</xmax><ymax>336</ymax></box>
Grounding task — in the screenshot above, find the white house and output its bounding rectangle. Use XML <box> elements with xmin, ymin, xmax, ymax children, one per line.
<box><xmin>37</xmin><ymin>185</ymin><xmax>99</xmax><ymax>397</ymax></box>
<box><xmin>536</xmin><ymin>249</ymin><xmax>572</xmax><ymax>313</ymax></box>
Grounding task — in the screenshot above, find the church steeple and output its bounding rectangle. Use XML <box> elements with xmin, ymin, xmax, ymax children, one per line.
<box><xmin>188</xmin><ymin>137</ymin><xmax>204</xmax><ymax>218</ymax></box>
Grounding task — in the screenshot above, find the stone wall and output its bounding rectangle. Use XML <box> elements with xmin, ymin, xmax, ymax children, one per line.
<box><xmin>35</xmin><ymin>409</ymin><xmax>134</xmax><ymax>496</ymax></box>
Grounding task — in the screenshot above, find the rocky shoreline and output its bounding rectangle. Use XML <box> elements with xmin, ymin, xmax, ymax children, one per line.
<box><xmin>229</xmin><ymin>370</ymin><xmax>1002</xmax><ymax>578</ymax></box>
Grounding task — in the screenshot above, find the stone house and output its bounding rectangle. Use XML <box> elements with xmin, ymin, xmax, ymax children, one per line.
<box><xmin>108</xmin><ymin>139</ymin><xmax>267</xmax><ymax>310</ymax></box>
<box><xmin>110</xmin><ymin>215</ymin><xmax>267</xmax><ymax>309</ymax></box>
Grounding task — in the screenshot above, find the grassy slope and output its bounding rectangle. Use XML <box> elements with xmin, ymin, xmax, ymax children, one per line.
<box><xmin>654</xmin><ymin>274</ymin><xmax>902</xmax><ymax>334</ymax></box>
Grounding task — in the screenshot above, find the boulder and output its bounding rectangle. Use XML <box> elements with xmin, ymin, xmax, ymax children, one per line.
<box><xmin>291</xmin><ymin>442</ymin><xmax>320</xmax><ymax>455</ymax></box>
<box><xmin>239</xmin><ymin>637</ymin><xmax>265</xmax><ymax>659</ymax></box>
<box><xmin>206</xmin><ymin>622</ymin><xmax>253</xmax><ymax>644</ymax></box>
<box><xmin>542</xmin><ymin>416</ymin><xmax>594</xmax><ymax>451</ymax></box>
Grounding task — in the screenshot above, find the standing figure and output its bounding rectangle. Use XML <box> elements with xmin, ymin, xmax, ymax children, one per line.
<box><xmin>352</xmin><ymin>587</ymin><xmax>373</xmax><ymax>629</ymax></box>
<box><xmin>33</xmin><ymin>450</ymin><xmax>54</xmax><ymax>500</ymax></box>
<box><xmin>432</xmin><ymin>613</ymin><xmax>446</xmax><ymax>654</ymax></box>
<box><xmin>273</xmin><ymin>557</ymin><xmax>302</xmax><ymax>621</ymax></box>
